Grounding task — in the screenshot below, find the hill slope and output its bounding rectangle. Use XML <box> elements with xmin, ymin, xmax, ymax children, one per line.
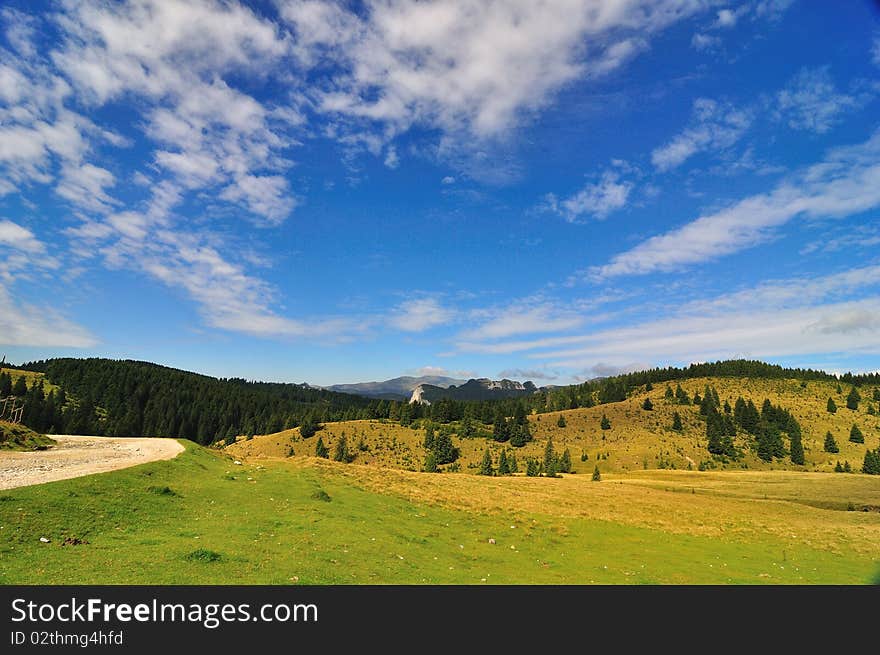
<box><xmin>230</xmin><ymin>376</ymin><xmax>880</xmax><ymax>475</ymax></box>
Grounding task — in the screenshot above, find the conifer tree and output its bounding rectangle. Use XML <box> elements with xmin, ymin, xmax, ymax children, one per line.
<box><xmin>559</xmin><ymin>448</ymin><xmax>572</xmax><ymax>473</ymax></box>
<box><xmin>874</xmin><ymin>389</ymin><xmax>880</xmax><ymax>402</ymax></box>
<box><xmin>843</xmin><ymin>461</ymin><xmax>852</xmax><ymax>473</ymax></box>
<box><xmin>423</xmin><ymin>423</ymin><xmax>435</xmax><ymax>450</ymax></box>
<box><xmin>556</xmin><ymin>415</ymin><xmax>566</xmax><ymax>428</ymax></box>
<box><xmin>665</xmin><ymin>385</ymin><xmax>674</xmax><ymax>400</ymax></box>
<box><xmin>790</xmin><ymin>429</ymin><xmax>804</xmax><ymax>465</ymax></box>
<box><xmin>675</xmin><ymin>384</ymin><xmax>690</xmax><ymax>405</ymax></box>
<box><xmin>543</xmin><ymin>438</ymin><xmax>556</xmax><ymax>472</ymax></box>
<box><xmin>432</xmin><ymin>432</ymin><xmax>460</xmax><ymax>464</ymax></box>
<box><xmin>642</xmin><ymin>397</ymin><xmax>653</xmax><ymax>411</ymax></box>
<box><xmin>526</xmin><ymin>458</ymin><xmax>539</xmax><ymax>477</ymax></box>
<box><xmin>827</xmin><ymin>397</ymin><xmax>837</xmax><ymax>414</ymax></box>
<box><xmin>600</xmin><ymin>414</ymin><xmax>611</xmax><ymax>430</ymax></box>
<box><xmin>315</xmin><ymin>436</ymin><xmax>329</xmax><ymax>459</ymax></box>
<box><xmin>509</xmin><ymin>453</ymin><xmax>518</xmax><ymax>473</ymax></box>
<box><xmin>591</xmin><ymin>465</ymin><xmax>601</xmax><ymax>481</ymax></box>
<box><xmin>498</xmin><ymin>449</ymin><xmax>510</xmax><ymax>475</ymax></box>
<box><xmin>333</xmin><ymin>434</ymin><xmax>351</xmax><ymax>462</ymax></box>
<box><xmin>824</xmin><ymin>431</ymin><xmax>839</xmax><ymax>453</ymax></box>
<box><xmin>846</xmin><ymin>387</ymin><xmax>861</xmax><ymax>410</ymax></box>
<box><xmin>424</xmin><ymin>452</ymin><xmax>438</xmax><ymax>473</ymax></box>
<box><xmin>672</xmin><ymin>411</ymin><xmax>683</xmax><ymax>431</ymax></box>
<box><xmin>862</xmin><ymin>449</ymin><xmax>880</xmax><ymax>475</ymax></box>
<box><xmin>478</xmin><ymin>448</ymin><xmax>494</xmax><ymax>476</ymax></box>
<box><xmin>849</xmin><ymin>424</ymin><xmax>864</xmax><ymax>443</ymax></box>
<box><xmin>12</xmin><ymin>375</ymin><xmax>27</xmax><ymax>396</ymax></box>
<box><xmin>834</xmin><ymin>461</ymin><xmax>843</xmax><ymax>473</ymax></box>
<box><xmin>0</xmin><ymin>372</ymin><xmax>11</xmax><ymax>397</ymax></box>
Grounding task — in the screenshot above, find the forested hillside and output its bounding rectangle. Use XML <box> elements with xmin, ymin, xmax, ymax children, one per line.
<box><xmin>5</xmin><ymin>358</ymin><xmax>880</xmax><ymax>447</ymax></box>
<box><xmin>7</xmin><ymin>359</ymin><xmax>375</xmax><ymax>443</ymax></box>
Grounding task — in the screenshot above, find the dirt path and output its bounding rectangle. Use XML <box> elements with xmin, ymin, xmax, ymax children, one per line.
<box><xmin>0</xmin><ymin>436</ymin><xmax>184</xmax><ymax>490</ymax></box>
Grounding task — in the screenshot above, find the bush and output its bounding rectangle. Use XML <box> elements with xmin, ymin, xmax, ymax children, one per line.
<box><xmin>311</xmin><ymin>489</ymin><xmax>332</xmax><ymax>502</ymax></box>
<box><xmin>184</xmin><ymin>548</ymin><xmax>222</xmax><ymax>563</ymax></box>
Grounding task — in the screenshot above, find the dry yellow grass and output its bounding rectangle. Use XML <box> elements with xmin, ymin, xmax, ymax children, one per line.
<box><xmin>283</xmin><ymin>457</ymin><xmax>880</xmax><ymax>559</ymax></box>
<box><xmin>0</xmin><ymin>367</ymin><xmax>58</xmax><ymax>395</ymax></box>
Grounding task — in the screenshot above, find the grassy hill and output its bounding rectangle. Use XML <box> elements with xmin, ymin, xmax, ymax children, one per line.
<box><xmin>228</xmin><ymin>376</ymin><xmax>880</xmax><ymax>475</ymax></box>
<box><xmin>0</xmin><ymin>421</ymin><xmax>55</xmax><ymax>451</ymax></box>
<box><xmin>2</xmin><ymin>442</ymin><xmax>879</xmax><ymax>584</ymax></box>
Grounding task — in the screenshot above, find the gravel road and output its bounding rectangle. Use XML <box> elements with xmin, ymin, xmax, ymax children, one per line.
<box><xmin>0</xmin><ymin>435</ymin><xmax>184</xmax><ymax>490</ymax></box>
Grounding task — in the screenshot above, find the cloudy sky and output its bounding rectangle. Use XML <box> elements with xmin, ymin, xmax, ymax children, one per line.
<box><xmin>1</xmin><ymin>0</ymin><xmax>879</xmax><ymax>385</ymax></box>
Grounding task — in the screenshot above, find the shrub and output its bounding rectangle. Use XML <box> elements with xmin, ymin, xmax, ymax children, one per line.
<box><xmin>184</xmin><ymin>548</ymin><xmax>222</xmax><ymax>563</ymax></box>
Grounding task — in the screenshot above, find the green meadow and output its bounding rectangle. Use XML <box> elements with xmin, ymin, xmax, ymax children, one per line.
<box><xmin>1</xmin><ymin>442</ymin><xmax>878</xmax><ymax>584</ymax></box>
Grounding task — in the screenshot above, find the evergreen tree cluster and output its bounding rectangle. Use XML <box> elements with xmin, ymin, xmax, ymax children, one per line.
<box><xmin>476</xmin><ymin>448</ymin><xmax>519</xmax><ymax>476</ymax></box>
<box><xmin>491</xmin><ymin>405</ymin><xmax>533</xmax><ymax>447</ymax></box>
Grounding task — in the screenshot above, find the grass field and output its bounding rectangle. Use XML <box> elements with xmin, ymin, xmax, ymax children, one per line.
<box><xmin>2</xmin><ymin>442</ymin><xmax>878</xmax><ymax>584</ymax></box>
<box><xmin>229</xmin><ymin>376</ymin><xmax>880</xmax><ymax>475</ymax></box>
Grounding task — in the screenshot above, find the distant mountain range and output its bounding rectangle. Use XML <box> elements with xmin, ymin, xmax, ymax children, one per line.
<box><xmin>410</xmin><ymin>378</ymin><xmax>541</xmax><ymax>404</ymax></box>
<box><xmin>325</xmin><ymin>376</ymin><xmax>466</xmax><ymax>401</ymax></box>
<box><xmin>325</xmin><ymin>375</ymin><xmax>546</xmax><ymax>403</ymax></box>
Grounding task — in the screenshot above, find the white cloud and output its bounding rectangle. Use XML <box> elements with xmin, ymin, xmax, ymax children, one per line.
<box><xmin>219</xmin><ymin>175</ymin><xmax>297</xmax><ymax>226</ymax></box>
<box><xmin>0</xmin><ymin>286</ymin><xmax>96</xmax><ymax>347</ymax></box>
<box><xmin>411</xmin><ymin>365</ymin><xmax>451</xmax><ymax>377</ymax></box>
<box><xmin>596</xmin><ymin>128</ymin><xmax>880</xmax><ymax>278</ymax></box>
<box><xmin>0</xmin><ymin>219</ymin><xmax>46</xmax><ymax>254</ymax></box>
<box><xmin>714</xmin><ymin>9</ymin><xmax>738</xmax><ymax>28</ymax></box>
<box><xmin>497</xmin><ymin>368</ymin><xmax>559</xmax><ymax>381</ymax></box>
<box><xmin>546</xmin><ymin>169</ymin><xmax>633</xmax><ymax>221</ymax></box>
<box><xmin>461</xmin><ymin>303</ymin><xmax>587</xmax><ymax>341</ymax></box>
<box><xmin>691</xmin><ymin>33</ymin><xmax>721</xmax><ymax>51</ymax></box>
<box><xmin>651</xmin><ymin>98</ymin><xmax>752</xmax><ymax>171</ymax></box>
<box><xmin>390</xmin><ymin>297</ymin><xmax>455</xmax><ymax>332</ymax></box>
<box><xmin>55</xmin><ymin>163</ymin><xmax>118</xmax><ymax>213</ymax></box>
<box><xmin>53</xmin><ymin>0</ymin><xmax>298</xmax><ymax>224</ymax></box>
<box><xmin>383</xmin><ymin>146</ymin><xmax>399</xmax><ymax>169</ymax></box>
<box><xmin>537</xmin><ymin>298</ymin><xmax>880</xmax><ymax>368</ymax></box>
<box><xmin>280</xmin><ymin>0</ymin><xmax>710</xmax><ymax>140</ymax></box>
<box><xmin>873</xmin><ymin>32</ymin><xmax>880</xmax><ymax>67</ymax></box>
<box><xmin>441</xmin><ymin>176</ymin><xmax>455</xmax><ymax>185</ymax></box>
<box><xmin>455</xmin><ymin>266</ymin><xmax>880</xmax><ymax>368</ymax></box>
<box><xmin>775</xmin><ymin>67</ymin><xmax>867</xmax><ymax>134</ymax></box>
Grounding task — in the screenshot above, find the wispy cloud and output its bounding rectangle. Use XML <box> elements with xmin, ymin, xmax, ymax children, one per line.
<box><xmin>775</xmin><ymin>67</ymin><xmax>870</xmax><ymax>134</ymax></box>
<box><xmin>0</xmin><ymin>286</ymin><xmax>97</xmax><ymax>347</ymax></box>
<box><xmin>461</xmin><ymin>302</ymin><xmax>588</xmax><ymax>341</ymax></box>
<box><xmin>455</xmin><ymin>266</ymin><xmax>880</xmax><ymax>369</ymax></box>
<box><xmin>544</xmin><ymin>168</ymin><xmax>634</xmax><ymax>222</ymax></box>
<box><xmin>389</xmin><ymin>297</ymin><xmax>455</xmax><ymax>332</ymax></box>
<box><xmin>594</xmin><ymin>128</ymin><xmax>880</xmax><ymax>278</ymax></box>
<box><xmin>651</xmin><ymin>98</ymin><xmax>753</xmax><ymax>171</ymax></box>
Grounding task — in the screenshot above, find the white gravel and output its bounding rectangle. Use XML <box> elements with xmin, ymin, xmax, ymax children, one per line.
<box><xmin>0</xmin><ymin>435</ymin><xmax>184</xmax><ymax>490</ymax></box>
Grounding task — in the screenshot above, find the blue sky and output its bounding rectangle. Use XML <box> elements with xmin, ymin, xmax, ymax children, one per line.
<box><xmin>1</xmin><ymin>0</ymin><xmax>879</xmax><ymax>385</ymax></box>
